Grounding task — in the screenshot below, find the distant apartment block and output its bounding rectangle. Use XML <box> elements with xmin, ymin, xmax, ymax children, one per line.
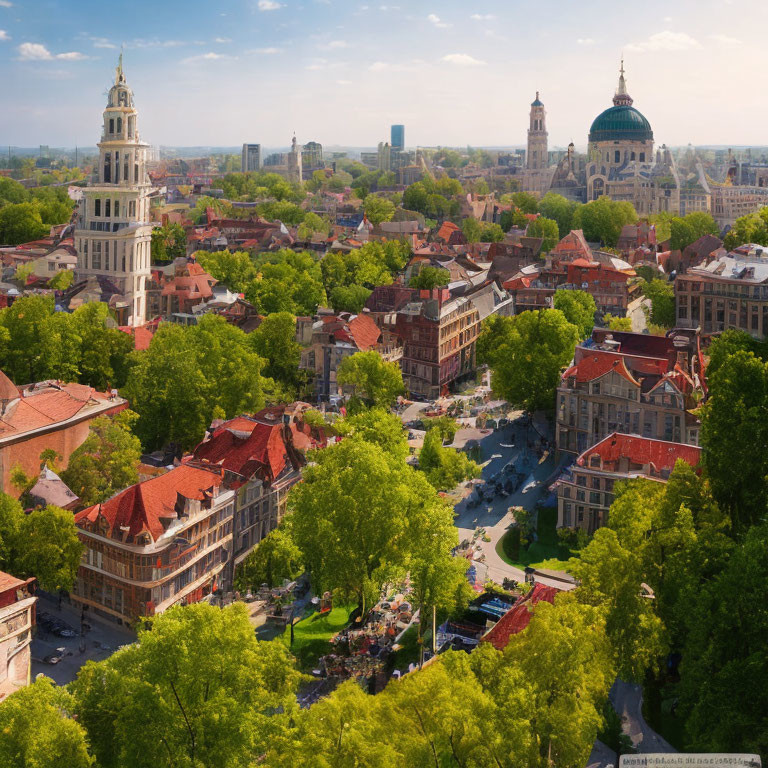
<box><xmin>391</xmin><ymin>124</ymin><xmax>405</xmax><ymax>149</ymax></box>
<box><xmin>241</xmin><ymin>143</ymin><xmax>262</xmax><ymax>173</ymax></box>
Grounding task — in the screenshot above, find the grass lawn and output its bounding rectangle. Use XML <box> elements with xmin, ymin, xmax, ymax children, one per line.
<box><xmin>281</xmin><ymin>604</ymin><xmax>355</xmax><ymax>671</ymax></box>
<box><xmin>496</xmin><ymin>506</ymin><xmax>573</xmax><ymax>572</ymax></box>
<box><xmin>387</xmin><ymin>625</ymin><xmax>423</xmax><ymax>674</ymax></box>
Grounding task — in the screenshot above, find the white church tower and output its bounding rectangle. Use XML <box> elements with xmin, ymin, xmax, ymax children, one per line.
<box><xmin>75</xmin><ymin>55</ymin><xmax>153</xmax><ymax>326</ymax></box>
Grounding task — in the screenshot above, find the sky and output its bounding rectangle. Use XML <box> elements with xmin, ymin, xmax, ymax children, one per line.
<box><xmin>0</xmin><ymin>0</ymin><xmax>764</xmax><ymax>151</ymax></box>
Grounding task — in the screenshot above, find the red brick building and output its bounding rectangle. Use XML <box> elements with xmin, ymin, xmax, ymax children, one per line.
<box><xmin>0</xmin><ymin>371</ymin><xmax>128</xmax><ymax>497</ymax></box>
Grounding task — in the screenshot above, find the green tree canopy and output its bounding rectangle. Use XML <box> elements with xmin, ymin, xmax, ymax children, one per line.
<box><xmin>478</xmin><ymin>310</ymin><xmax>580</xmax><ymax>412</ymax></box>
<box><xmin>641</xmin><ymin>278</ymin><xmax>675</xmax><ymax>328</ymax></box>
<box><xmin>526</xmin><ymin>216</ymin><xmax>560</xmax><ymax>252</ymax></box>
<box><xmin>194</xmin><ymin>250</ymin><xmax>257</xmax><ymax>294</ymax></box>
<box><xmin>553</xmin><ymin>289</ymin><xmax>597</xmax><ymax>339</ymax></box>
<box><xmin>71</xmin><ymin>602</ymin><xmax>301</xmax><ymax>768</ymax></box>
<box><xmin>408</xmin><ymin>265</ymin><xmax>450</xmax><ymax>290</ymax></box>
<box><xmin>336</xmin><ymin>350</ymin><xmax>404</xmax><ymax>409</ymax></box>
<box><xmin>335</xmin><ymin>407</ymin><xmax>410</xmax><ymax>462</ymax></box>
<box><xmin>723</xmin><ymin>205</ymin><xmax>768</xmax><ymax>251</ymax></box>
<box><xmin>0</xmin><ymin>677</ymin><xmax>93</xmax><ymax>768</ymax></box>
<box><xmin>61</xmin><ymin>410</ymin><xmax>142</xmax><ymax>507</ymax></box>
<box><xmin>538</xmin><ymin>192</ymin><xmax>580</xmax><ymax>238</ymax></box>
<box><xmin>248</xmin><ymin>312</ymin><xmax>302</xmax><ymax>394</ymax></box>
<box><xmin>124</xmin><ymin>315</ymin><xmax>267</xmax><ymax>450</ymax></box>
<box><xmin>245</xmin><ymin>249</ymin><xmax>326</xmax><ymax>315</ymax></box>
<box><xmin>510</xmin><ymin>191</ymin><xmax>539</xmax><ymax>214</ymax></box>
<box><xmin>418</xmin><ymin>428</ymin><xmax>480</xmax><ymax>490</ymax></box>
<box><xmin>150</xmin><ymin>222</ymin><xmax>187</xmax><ymax>263</ymax></box>
<box><xmin>362</xmin><ymin>195</ymin><xmax>396</xmax><ymax>226</ymax></box>
<box><xmin>669</xmin><ymin>212</ymin><xmax>718</xmax><ymax>252</ymax></box>
<box><xmin>234</xmin><ymin>522</ymin><xmax>302</xmax><ymax>591</ymax></box>
<box><xmin>571</xmin><ymin>196</ymin><xmax>638</xmax><ymax>246</ymax></box>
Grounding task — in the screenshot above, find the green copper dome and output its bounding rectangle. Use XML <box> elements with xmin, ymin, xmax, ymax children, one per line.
<box><xmin>588</xmin><ymin>105</ymin><xmax>653</xmax><ymax>143</ymax></box>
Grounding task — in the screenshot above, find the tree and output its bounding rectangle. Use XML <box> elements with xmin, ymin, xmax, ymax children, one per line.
<box><xmin>336</xmin><ymin>350</ymin><xmax>404</xmax><ymax>409</ymax></box>
<box><xmin>71</xmin><ymin>603</ymin><xmax>301</xmax><ymax>768</ymax></box>
<box><xmin>409</xmin><ymin>266</ymin><xmax>450</xmax><ymax>290</ymax></box>
<box><xmin>296</xmin><ymin>211</ymin><xmax>328</xmax><ymax>240</ymax></box>
<box><xmin>527</xmin><ymin>216</ymin><xmax>560</xmax><ymax>252</ymax></box>
<box><xmin>48</xmin><ymin>268</ymin><xmax>74</xmax><ymax>290</ymax></box>
<box><xmin>329</xmin><ymin>284</ymin><xmax>372</xmax><ymax>313</ymax></box>
<box><xmin>245</xmin><ymin>250</ymin><xmax>326</xmax><ymax>316</ymax></box>
<box><xmin>422</xmin><ymin>414</ymin><xmax>460</xmax><ymax>444</ymax></box>
<box><xmin>553</xmin><ymin>289</ymin><xmax>596</xmax><ymax>339</ymax></box>
<box><xmin>538</xmin><ymin>192</ymin><xmax>580</xmax><ymax>238</ymax></box>
<box><xmin>150</xmin><ymin>222</ymin><xmax>187</xmax><ymax>263</ymax></box>
<box><xmin>603</xmin><ymin>313</ymin><xmax>633</xmax><ymax>331</ymax></box>
<box><xmin>418</xmin><ymin>429</ymin><xmax>480</xmax><ymax>491</ymax></box>
<box><xmin>701</xmin><ymin>349</ymin><xmax>768</xmax><ymax>530</ymax></box>
<box><xmin>194</xmin><ymin>250</ymin><xmax>257</xmax><ymax>294</ymax></box>
<box><xmin>723</xmin><ymin>205</ymin><xmax>768</xmax><ymax>251</ymax></box>
<box><xmin>642</xmin><ymin>278</ymin><xmax>675</xmax><ymax>328</ymax></box>
<box><xmin>61</xmin><ymin>411</ymin><xmax>142</xmax><ymax>507</ymax></box>
<box><xmin>0</xmin><ymin>202</ymin><xmax>49</xmax><ymax>245</ymax></box>
<box><xmin>335</xmin><ymin>407</ymin><xmax>410</xmax><ymax>462</ymax></box>
<box><xmin>124</xmin><ymin>316</ymin><xmax>267</xmax><ymax>450</ymax></box>
<box><xmin>678</xmin><ymin>522</ymin><xmax>768</xmax><ymax>756</ymax></box>
<box><xmin>461</xmin><ymin>217</ymin><xmax>482</xmax><ymax>243</ymax></box>
<box><xmin>571</xmin><ymin>196</ymin><xmax>638</xmax><ymax>246</ymax></box>
<box><xmin>480</xmin><ymin>222</ymin><xmax>505</xmax><ymax>242</ymax></box>
<box><xmin>363</xmin><ymin>195</ymin><xmax>396</xmax><ymax>226</ymax></box>
<box><xmin>0</xmin><ymin>676</ymin><xmax>93</xmax><ymax>768</ymax></box>
<box><xmin>234</xmin><ymin>523</ymin><xmax>302</xmax><ymax>591</ymax></box>
<box><xmin>477</xmin><ymin>310</ymin><xmax>580</xmax><ymax>413</ymax></box>
<box><xmin>705</xmin><ymin>328</ymin><xmax>767</xmax><ymax>379</ymax></box>
<box><xmin>510</xmin><ymin>191</ymin><xmax>539</xmax><ymax>214</ymax></box>
<box><xmin>289</xmin><ymin>438</ymin><xmax>455</xmax><ymax>614</ymax></box>
<box><xmin>249</xmin><ymin>312</ymin><xmax>302</xmax><ymax>394</ymax></box>
<box><xmin>569</xmin><ymin>528</ymin><xmax>666</xmax><ymax>681</ymax></box>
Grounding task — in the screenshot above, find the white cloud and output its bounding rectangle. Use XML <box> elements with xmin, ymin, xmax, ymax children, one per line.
<box><xmin>183</xmin><ymin>51</ymin><xmax>234</xmax><ymax>64</ymax></box>
<box><xmin>626</xmin><ymin>30</ymin><xmax>701</xmax><ymax>53</ymax></box>
<box><xmin>470</xmin><ymin>13</ymin><xmax>494</xmax><ymax>20</ymax></box>
<box><xmin>214</xmin><ymin>37</ymin><xmax>232</xmax><ymax>43</ymax></box>
<box><xmin>90</xmin><ymin>36</ymin><xmax>116</xmax><ymax>49</ymax></box>
<box><xmin>336</xmin><ymin>79</ymin><xmax>352</xmax><ymax>85</ymax></box>
<box><xmin>257</xmin><ymin>0</ymin><xmax>282</xmax><ymax>9</ymax></box>
<box><xmin>441</xmin><ymin>53</ymin><xmax>485</xmax><ymax>66</ymax></box>
<box><xmin>17</xmin><ymin>42</ymin><xmax>86</xmax><ymax>60</ymax></box>
<box><xmin>663</xmin><ymin>16</ymin><xmax>672</xmax><ymax>22</ymax></box>
<box><xmin>0</xmin><ymin>29</ymin><xmax>8</xmax><ymax>41</ymax></box>
<box><xmin>709</xmin><ymin>33</ymin><xmax>741</xmax><ymax>49</ymax></box>
<box><xmin>326</xmin><ymin>39</ymin><xmax>348</xmax><ymax>48</ymax></box>
<box><xmin>427</xmin><ymin>13</ymin><xmax>450</xmax><ymax>28</ymax></box>
<box><xmin>577</xmin><ymin>37</ymin><xmax>594</xmax><ymax>45</ymax></box>
<box><xmin>250</xmin><ymin>46</ymin><xmax>282</xmax><ymax>54</ymax></box>
<box><xmin>0</xmin><ymin>1</ymin><xmax>12</xmax><ymax>7</ymax></box>
<box><xmin>369</xmin><ymin>60</ymin><xmax>390</xmax><ymax>71</ymax></box>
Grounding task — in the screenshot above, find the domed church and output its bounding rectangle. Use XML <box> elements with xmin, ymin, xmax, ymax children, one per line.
<box><xmin>584</xmin><ymin>60</ymin><xmax>680</xmax><ymax>216</ymax></box>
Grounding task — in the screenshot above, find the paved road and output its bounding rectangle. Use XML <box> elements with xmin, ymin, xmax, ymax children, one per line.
<box><xmin>452</xmin><ymin>416</ymin><xmax>575</xmax><ymax>591</ymax></box>
<box><xmin>610</xmin><ymin>680</ymin><xmax>676</xmax><ymax>754</ymax></box>
<box><xmin>585</xmin><ymin>739</ymin><xmax>618</xmax><ymax>768</ymax></box>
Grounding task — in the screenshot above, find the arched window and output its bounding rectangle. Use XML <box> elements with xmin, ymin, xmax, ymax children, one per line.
<box><xmin>614</xmin><ymin>150</ymin><xmax>621</xmax><ymax>163</ymax></box>
<box><xmin>117</xmin><ymin>117</ymin><xmax>122</xmax><ymax>134</ymax></box>
<box><xmin>115</xmin><ymin>152</ymin><xmax>120</xmax><ymax>184</ymax></box>
<box><xmin>109</xmin><ymin>118</ymin><xmax>114</xmax><ymax>134</ymax></box>
<box><xmin>134</xmin><ymin>163</ymin><xmax>139</xmax><ymax>183</ymax></box>
<box><xmin>103</xmin><ymin>153</ymin><xmax>111</xmax><ymax>183</ymax></box>
<box><xmin>105</xmin><ymin>199</ymin><xmax>111</xmax><ymax>217</ymax></box>
<box><xmin>639</xmin><ymin>152</ymin><xmax>645</xmax><ymax>162</ymax></box>
<box><xmin>114</xmin><ymin>199</ymin><xmax>119</xmax><ymax>217</ymax></box>
<box><xmin>94</xmin><ymin>198</ymin><xmax>101</xmax><ymax>217</ymax></box>
<box><xmin>631</xmin><ymin>151</ymin><xmax>636</xmax><ymax>161</ymax></box>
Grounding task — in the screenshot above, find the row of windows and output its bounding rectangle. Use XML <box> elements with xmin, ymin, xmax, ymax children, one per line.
<box><xmin>79</xmin><ymin>237</ymin><xmax>149</xmax><ymax>273</ymax></box>
<box><xmin>93</xmin><ymin>198</ymin><xmax>137</xmax><ymax>218</ymax></box>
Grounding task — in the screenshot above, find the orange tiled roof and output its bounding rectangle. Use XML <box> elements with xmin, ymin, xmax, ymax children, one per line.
<box><xmin>481</xmin><ymin>583</ymin><xmax>559</xmax><ymax>650</ymax></box>
<box><xmin>75</xmin><ymin>463</ymin><xmax>224</xmax><ymax>541</ymax></box>
<box><xmin>578</xmin><ymin>432</ymin><xmax>701</xmax><ymax>473</ymax></box>
<box><xmin>563</xmin><ymin>351</ymin><xmax>639</xmax><ymax>386</ymax></box>
<box><xmin>347</xmin><ymin>313</ymin><xmax>382</xmax><ymax>351</ymax></box>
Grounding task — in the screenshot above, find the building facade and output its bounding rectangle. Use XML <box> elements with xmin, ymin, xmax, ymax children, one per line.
<box><xmin>675</xmin><ymin>248</ymin><xmax>768</xmax><ymax>338</ymax></box>
<box><xmin>0</xmin><ymin>573</ymin><xmax>36</xmax><ymax>702</ymax></box>
<box><xmin>73</xmin><ymin>464</ymin><xmax>234</xmax><ymax>623</ymax></box>
<box><xmin>74</xmin><ymin>56</ymin><xmax>155</xmax><ymax>326</ymax></box>
<box><xmin>555</xmin><ymin>432</ymin><xmax>702</xmax><ymax>533</ymax></box>
<box><xmin>241</xmin><ymin>143</ymin><xmax>262</xmax><ymax>172</ymax></box>
<box><xmin>391</xmin><ymin>124</ymin><xmax>405</xmax><ymax>150</ymax></box>
<box><xmin>526</xmin><ymin>93</ymin><xmax>548</xmax><ymax>170</ymax></box>
<box><xmin>556</xmin><ymin>331</ymin><xmax>703</xmax><ymax>454</ymax></box>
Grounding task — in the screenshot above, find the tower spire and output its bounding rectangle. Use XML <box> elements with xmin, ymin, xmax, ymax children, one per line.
<box><xmin>613</xmin><ymin>56</ymin><xmax>633</xmax><ymax>107</ymax></box>
<box><xmin>116</xmin><ymin>48</ymin><xmax>124</xmax><ymax>85</ymax></box>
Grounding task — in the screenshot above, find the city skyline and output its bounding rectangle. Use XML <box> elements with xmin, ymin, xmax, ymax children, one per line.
<box><xmin>0</xmin><ymin>0</ymin><xmax>764</xmax><ymax>149</ymax></box>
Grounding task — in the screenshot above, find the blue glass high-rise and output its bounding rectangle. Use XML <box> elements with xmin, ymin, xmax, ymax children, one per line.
<box><xmin>391</xmin><ymin>124</ymin><xmax>405</xmax><ymax>149</ymax></box>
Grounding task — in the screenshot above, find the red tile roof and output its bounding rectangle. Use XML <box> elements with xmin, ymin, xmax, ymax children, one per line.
<box><xmin>563</xmin><ymin>351</ymin><xmax>639</xmax><ymax>386</ymax></box>
<box><xmin>577</xmin><ymin>432</ymin><xmax>702</xmax><ymax>473</ymax></box>
<box><xmin>75</xmin><ymin>464</ymin><xmax>224</xmax><ymax>541</ymax></box>
<box><xmin>481</xmin><ymin>583</ymin><xmax>559</xmax><ymax>650</ymax></box>
<box><xmin>347</xmin><ymin>313</ymin><xmax>382</xmax><ymax>351</ymax></box>
<box><xmin>191</xmin><ymin>417</ymin><xmax>290</xmax><ymax>483</ymax></box>
<box><xmin>0</xmin><ymin>382</ymin><xmax>113</xmax><ymax>439</ymax></box>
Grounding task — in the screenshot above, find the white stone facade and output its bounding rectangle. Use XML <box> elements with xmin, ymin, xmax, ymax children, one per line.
<box><xmin>74</xmin><ymin>56</ymin><xmax>154</xmax><ymax>326</ymax></box>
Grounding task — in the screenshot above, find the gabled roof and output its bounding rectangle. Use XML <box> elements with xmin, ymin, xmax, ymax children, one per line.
<box><xmin>75</xmin><ymin>464</ymin><xmax>224</xmax><ymax>541</ymax></box>
<box><xmin>347</xmin><ymin>313</ymin><xmax>382</xmax><ymax>351</ymax></box>
<box><xmin>563</xmin><ymin>351</ymin><xmax>639</xmax><ymax>386</ymax></box>
<box><xmin>577</xmin><ymin>432</ymin><xmax>701</xmax><ymax>473</ymax></box>
<box><xmin>481</xmin><ymin>583</ymin><xmax>559</xmax><ymax>651</ymax></box>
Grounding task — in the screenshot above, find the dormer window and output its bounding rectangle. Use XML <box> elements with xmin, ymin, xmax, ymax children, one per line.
<box><xmin>589</xmin><ymin>454</ymin><xmax>601</xmax><ymax>468</ymax></box>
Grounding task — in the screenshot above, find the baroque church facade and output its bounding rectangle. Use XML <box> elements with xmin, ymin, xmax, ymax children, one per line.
<box><xmin>520</xmin><ymin>62</ymin><xmax>681</xmax><ymax>216</ymax></box>
<box><xmin>74</xmin><ymin>56</ymin><xmax>155</xmax><ymax>327</ymax></box>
